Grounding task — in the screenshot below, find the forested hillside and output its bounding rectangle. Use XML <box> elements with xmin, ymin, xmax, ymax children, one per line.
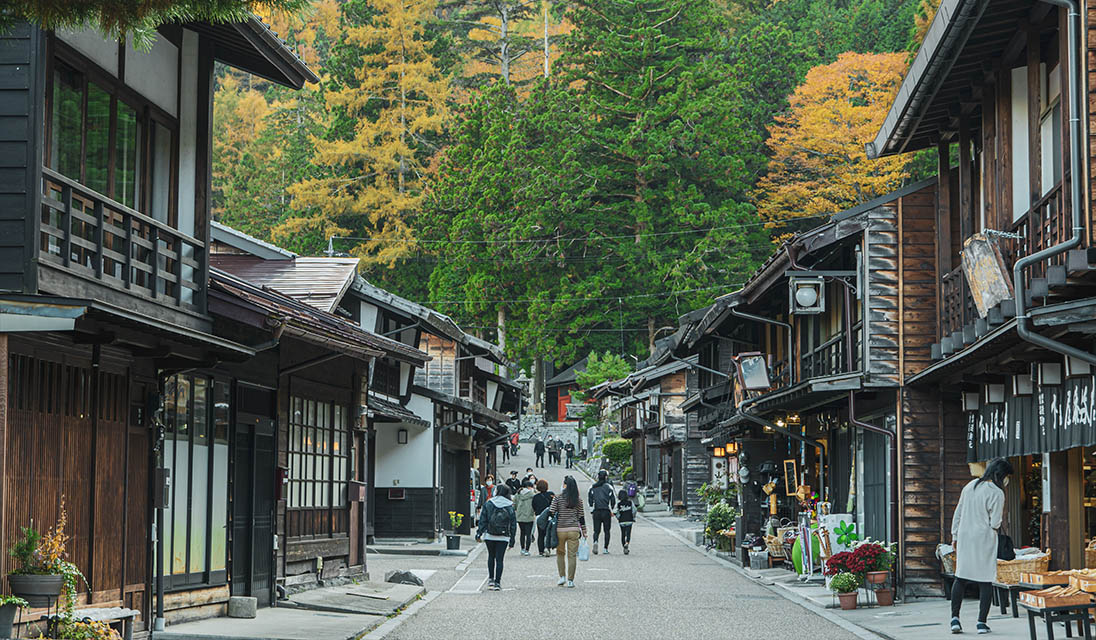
<box><xmin>211</xmin><ymin>0</ymin><xmax>936</xmax><ymax>371</ymax></box>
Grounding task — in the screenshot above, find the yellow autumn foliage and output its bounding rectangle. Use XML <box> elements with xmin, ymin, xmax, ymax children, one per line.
<box><xmin>756</xmin><ymin>51</ymin><xmax>912</xmax><ymax>227</ymax></box>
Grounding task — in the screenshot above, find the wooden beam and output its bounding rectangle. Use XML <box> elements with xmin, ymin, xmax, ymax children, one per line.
<box><xmin>937</xmin><ymin>140</ymin><xmax>953</xmax><ymax>340</ymax></box>
<box><xmin>982</xmin><ymin>80</ymin><xmax>997</xmax><ymax>233</ymax></box>
<box><xmin>959</xmin><ymin>118</ymin><xmax>974</xmax><ymax>244</ymax></box>
<box><xmin>1002</xmin><ymin>20</ymin><xmax>1029</xmax><ymax>67</ymax></box>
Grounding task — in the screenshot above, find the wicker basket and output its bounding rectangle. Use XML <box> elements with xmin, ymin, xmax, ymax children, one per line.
<box><xmin>765</xmin><ymin>535</ymin><xmax>787</xmax><ymax>558</ymax></box>
<box><xmin>996</xmin><ymin>550</ymin><xmax>1051</xmax><ymax>585</ymax></box>
<box><xmin>1086</xmin><ymin>548</ymin><xmax>1096</xmax><ymax>569</ymax></box>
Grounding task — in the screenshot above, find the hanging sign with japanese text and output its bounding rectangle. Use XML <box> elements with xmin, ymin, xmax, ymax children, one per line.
<box><xmin>966</xmin><ymin>374</ymin><xmax>1096</xmax><ymax>461</ymax></box>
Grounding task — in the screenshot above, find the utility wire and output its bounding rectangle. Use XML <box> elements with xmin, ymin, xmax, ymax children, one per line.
<box><xmin>419</xmin><ymin>284</ymin><xmax>742</xmax><ymax>305</ymax></box>
<box><xmin>329</xmin><ymin>213</ymin><xmax>827</xmax><ymax>247</ymax></box>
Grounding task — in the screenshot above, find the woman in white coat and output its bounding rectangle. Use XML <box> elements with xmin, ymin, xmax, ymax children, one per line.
<box><xmin>949</xmin><ymin>458</ymin><xmax>1013</xmax><ymax>634</ymax></box>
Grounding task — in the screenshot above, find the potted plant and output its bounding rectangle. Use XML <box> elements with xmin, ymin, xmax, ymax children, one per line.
<box><xmin>0</xmin><ymin>595</ymin><xmax>27</xmax><ymax>638</ymax></box>
<box><xmin>446</xmin><ymin>512</ymin><xmax>464</xmax><ymax>550</ymax></box>
<box><xmin>854</xmin><ymin>541</ymin><xmax>891</xmax><ymax>584</ymax></box>
<box><xmin>704</xmin><ymin>501</ymin><xmax>738</xmax><ymax>551</ymax></box>
<box><xmin>830</xmin><ymin>572</ymin><xmax>860</xmax><ymax>610</ymax></box>
<box><xmin>8</xmin><ymin>500</ymin><xmax>86</xmax><ymax>614</ymax></box>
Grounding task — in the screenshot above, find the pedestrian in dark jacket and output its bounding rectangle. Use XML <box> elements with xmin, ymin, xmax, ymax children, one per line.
<box><xmin>588</xmin><ymin>470</ymin><xmax>616</xmax><ymax>554</ymax></box>
<box><xmin>505</xmin><ymin>470</ymin><xmax>522</xmax><ymax>496</ymax></box>
<box><xmin>476</xmin><ymin>475</ymin><xmax>496</xmax><ymax>517</ymax></box>
<box><xmin>534</xmin><ymin>439</ymin><xmax>546</xmax><ymax>468</ymax></box>
<box><xmin>532</xmin><ymin>479</ymin><xmax>555</xmax><ymax>556</ymax></box>
<box><xmin>614</xmin><ymin>489</ymin><xmax>637</xmax><ymax>554</ymax></box>
<box><xmin>476</xmin><ymin>484</ymin><xmax>517</xmax><ymax>591</ymax></box>
<box><xmin>564</xmin><ymin>441</ymin><xmax>575</xmax><ymax>468</ymax></box>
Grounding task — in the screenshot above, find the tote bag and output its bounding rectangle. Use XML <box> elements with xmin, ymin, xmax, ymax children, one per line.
<box><xmin>577</xmin><ymin>537</ymin><xmax>590</xmax><ymax>561</ymax></box>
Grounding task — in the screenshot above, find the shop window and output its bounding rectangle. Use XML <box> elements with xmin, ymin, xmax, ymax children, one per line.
<box><xmin>287</xmin><ymin>397</ymin><xmax>350</xmax><ymax>538</ymax></box>
<box><xmin>161</xmin><ymin>374</ymin><xmax>229</xmax><ymax>588</ymax></box>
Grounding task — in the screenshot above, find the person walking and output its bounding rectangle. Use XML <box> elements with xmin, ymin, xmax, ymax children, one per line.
<box><xmin>476</xmin><ymin>484</ymin><xmax>517</xmax><ymax>591</ymax></box>
<box><xmin>549</xmin><ymin>475</ymin><xmax>587</xmax><ymax>588</ymax></box>
<box><xmin>557</xmin><ymin>438</ymin><xmax>566</xmax><ymax>465</ymax></box>
<box><xmin>476</xmin><ymin>474</ymin><xmax>496</xmax><ymax>518</ymax></box>
<box><xmin>532</xmin><ymin>479</ymin><xmax>555</xmax><ymax>557</ymax></box>
<box><xmin>564</xmin><ymin>441</ymin><xmax>575</xmax><ymax>469</ymax></box>
<box><xmin>501</xmin><ymin>440</ymin><xmax>510</xmax><ymax>464</ymax></box>
<box><xmin>509</xmin><ymin>432</ymin><xmax>520</xmax><ymax>456</ymax></box>
<box><xmin>505</xmin><ymin>470</ymin><xmax>522</xmax><ymax>496</ymax></box>
<box><xmin>546</xmin><ymin>438</ymin><xmax>558</xmax><ymax>466</ymax></box>
<box><xmin>534</xmin><ymin>439</ymin><xmax>546</xmax><ymax>468</ymax></box>
<box><xmin>588</xmin><ymin>470</ymin><xmax>616</xmax><ymax>554</ymax></box>
<box><xmin>614</xmin><ymin>489</ymin><xmax>637</xmax><ymax>554</ymax></box>
<box><xmin>514</xmin><ymin>479</ymin><xmax>537</xmax><ymax>556</ymax></box>
<box><xmin>949</xmin><ymin>457</ymin><xmax>1013</xmax><ymax>634</ymax></box>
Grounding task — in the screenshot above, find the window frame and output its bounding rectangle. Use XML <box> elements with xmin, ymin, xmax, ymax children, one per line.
<box><xmin>286</xmin><ymin>395</ymin><xmax>351</xmax><ymax>540</ymax></box>
<box><xmin>44</xmin><ymin>36</ymin><xmax>180</xmax><ymax>227</ymax></box>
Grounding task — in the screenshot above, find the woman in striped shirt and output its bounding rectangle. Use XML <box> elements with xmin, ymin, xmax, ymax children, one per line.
<box><xmin>549</xmin><ymin>475</ymin><xmax>588</xmax><ymax>588</ymax></box>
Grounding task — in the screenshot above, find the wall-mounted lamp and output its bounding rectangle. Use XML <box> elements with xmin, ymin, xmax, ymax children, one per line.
<box><xmin>962</xmin><ymin>392</ymin><xmax>980</xmax><ymax>412</ymax></box>
<box><xmin>1012</xmin><ymin>374</ymin><xmax>1033</xmax><ymax>396</ymax></box>
<box><xmin>1066</xmin><ymin>356</ymin><xmax>1092</xmax><ymax>378</ymax></box>
<box><xmin>713</xmin><ymin>446</ymin><xmax>726</xmax><ymax>458</ymax></box>
<box><xmin>789</xmin><ymin>276</ymin><xmax>826</xmax><ymax>314</ymax></box>
<box><xmin>985</xmin><ymin>384</ymin><xmax>1005</xmax><ymax>404</ymax></box>
<box><xmin>727</xmin><ymin>442</ymin><xmax>739</xmax><ymax>455</ymax></box>
<box><xmin>1037</xmin><ymin>363</ymin><xmax>1062</xmax><ymax>386</ymax></box>
<box><xmin>397</xmin><ymin>428</ymin><xmax>408</xmax><ymax>444</ymax></box>
<box><xmin>734</xmin><ymin>353</ymin><xmax>771</xmax><ymax>390</ymax></box>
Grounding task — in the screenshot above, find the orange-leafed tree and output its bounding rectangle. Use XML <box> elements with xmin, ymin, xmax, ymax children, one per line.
<box><xmin>755</xmin><ymin>51</ymin><xmax>912</xmax><ymax>231</ymax></box>
<box><xmin>283</xmin><ymin>0</ymin><xmax>451</xmax><ymax>265</ymax></box>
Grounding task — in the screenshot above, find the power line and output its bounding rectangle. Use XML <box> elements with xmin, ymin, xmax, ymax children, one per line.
<box><xmin>419</xmin><ymin>284</ymin><xmax>742</xmax><ymax>305</ymax></box>
<box><xmin>329</xmin><ymin>213</ymin><xmax>827</xmax><ymax>247</ymax></box>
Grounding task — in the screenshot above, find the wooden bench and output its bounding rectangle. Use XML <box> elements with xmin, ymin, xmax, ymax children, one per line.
<box><xmin>41</xmin><ymin>607</ymin><xmax>139</xmax><ymax>640</ymax></box>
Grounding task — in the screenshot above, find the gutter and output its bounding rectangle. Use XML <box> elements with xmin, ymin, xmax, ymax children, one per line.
<box><xmin>1013</xmin><ymin>0</ymin><xmax>1096</xmax><ymax>367</ymax></box>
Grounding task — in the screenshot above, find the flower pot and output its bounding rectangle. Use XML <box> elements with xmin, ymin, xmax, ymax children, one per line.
<box><xmin>875</xmin><ymin>587</ymin><xmax>894</xmax><ymax>606</ymax></box>
<box><xmin>446</xmin><ymin>534</ymin><xmax>461</xmax><ymax>550</ymax></box>
<box><xmin>8</xmin><ymin>574</ymin><xmax>63</xmax><ymax>608</ymax></box>
<box><xmin>865</xmin><ymin>571</ymin><xmax>889</xmax><ymax>585</ymax></box>
<box><xmin>837</xmin><ymin>591</ymin><xmax>858</xmax><ymax>610</ymax></box>
<box><xmin>0</xmin><ymin>603</ymin><xmax>19</xmax><ymax>639</ymax></box>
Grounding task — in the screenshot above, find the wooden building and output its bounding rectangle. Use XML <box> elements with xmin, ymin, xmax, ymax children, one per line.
<box><xmin>867</xmin><ymin>0</ymin><xmax>1096</xmax><ymax>592</ymax></box>
<box><xmin>0</xmin><ymin>16</ymin><xmax>321</xmax><ymax>632</ymax></box>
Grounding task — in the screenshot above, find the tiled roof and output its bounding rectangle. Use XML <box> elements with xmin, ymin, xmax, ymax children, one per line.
<box><xmin>211</xmin><ymin>255</ymin><xmax>359</xmax><ymax>313</ymax></box>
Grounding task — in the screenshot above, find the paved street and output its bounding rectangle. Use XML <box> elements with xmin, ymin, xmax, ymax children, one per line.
<box><xmin>379</xmin><ymin>445</ymin><xmax>862</xmax><ymax>640</ymax></box>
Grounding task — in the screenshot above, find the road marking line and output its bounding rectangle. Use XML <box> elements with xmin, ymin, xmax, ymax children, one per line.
<box><xmin>583</xmin><ymin>579</ymin><xmax>626</xmax><ymax>583</ymax></box>
<box><xmin>526</xmin><ymin>574</ymin><xmax>548</xmax><ymax>578</ymax></box>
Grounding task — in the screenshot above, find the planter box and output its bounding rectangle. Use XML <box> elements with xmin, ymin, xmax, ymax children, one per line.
<box><xmin>8</xmin><ymin>574</ymin><xmax>63</xmax><ymax>608</ymax></box>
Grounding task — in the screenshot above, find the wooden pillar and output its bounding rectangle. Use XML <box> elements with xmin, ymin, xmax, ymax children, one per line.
<box><xmin>959</xmin><ymin>119</ymin><xmax>974</xmax><ymax>242</ymax></box>
<box><xmin>0</xmin><ymin>334</ymin><xmax>7</xmax><ymax>577</ymax></box>
<box><xmin>1047</xmin><ymin>450</ymin><xmax>1072</xmax><ymax>569</ymax></box>
<box><xmin>936</xmin><ymin>142</ymin><xmax>953</xmax><ymax>338</ymax></box>
<box><xmin>997</xmin><ymin>66</ymin><xmax>1013</xmax><ymax>229</ymax></box>
<box><xmin>982</xmin><ymin>79</ymin><xmax>998</xmax><ymax>233</ymax></box>
<box><xmin>1028</xmin><ymin>26</ymin><xmax>1042</xmax><ymax>209</ymax></box>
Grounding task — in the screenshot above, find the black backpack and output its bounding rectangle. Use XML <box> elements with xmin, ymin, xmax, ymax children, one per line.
<box><xmin>487</xmin><ymin>503</ymin><xmax>512</xmax><ymax>536</ymax></box>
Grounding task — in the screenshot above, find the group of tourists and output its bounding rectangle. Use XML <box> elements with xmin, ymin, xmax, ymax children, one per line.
<box><xmin>533</xmin><ymin>436</ymin><xmax>576</xmax><ymax>469</ymax></box>
<box><xmin>473</xmin><ymin>469</ymin><xmax>638</xmax><ymax>591</ymax></box>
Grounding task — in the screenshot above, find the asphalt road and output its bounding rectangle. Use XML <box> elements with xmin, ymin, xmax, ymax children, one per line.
<box><xmin>382</xmin><ymin>445</ymin><xmax>861</xmax><ymax>640</ymax></box>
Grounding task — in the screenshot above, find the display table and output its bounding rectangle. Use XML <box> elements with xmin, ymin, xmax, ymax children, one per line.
<box><xmin>1020</xmin><ymin>601</ymin><xmax>1096</xmax><ymax>640</ymax></box>
<box><xmin>993</xmin><ymin>581</ymin><xmax>1030</xmax><ymax>618</ymax></box>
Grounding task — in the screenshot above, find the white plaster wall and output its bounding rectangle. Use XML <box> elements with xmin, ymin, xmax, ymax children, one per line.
<box><xmin>486</xmin><ymin>380</ymin><xmax>498</xmax><ymax>408</ymax></box>
<box><xmin>1010</xmin><ymin>66</ymin><xmax>1030</xmax><ymax>221</ymax></box>
<box><xmin>124</xmin><ymin>33</ymin><xmax>178</xmax><ymax>116</ymax></box>
<box><xmin>400</xmin><ymin>362</ymin><xmax>412</xmax><ymax>395</ymax></box>
<box><xmin>375</xmin><ymin>422</ymin><xmax>433</xmax><ymax>487</ymax></box>
<box><xmin>58</xmin><ymin>27</ymin><xmax>119</xmax><ymax>76</ymax></box>
<box><xmin>359</xmin><ymin>302</ymin><xmax>379</xmax><ymax>333</ymax></box>
<box><xmin>407</xmin><ymin>394</ymin><xmax>434</xmax><ymax>424</ymax></box>
<box><xmin>176</xmin><ymin>30</ymin><xmax>197</xmax><ymax>238</ymax></box>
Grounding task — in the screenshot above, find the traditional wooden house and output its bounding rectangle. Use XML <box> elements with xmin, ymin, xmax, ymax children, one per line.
<box><xmin>342</xmin><ymin>278</ymin><xmax>519</xmax><ymax>538</ymax></box>
<box><xmin>0</xmin><ymin>17</ymin><xmax>316</xmax><ymax>632</ymax></box>
<box><xmin>673</xmin><ymin>181</ymin><xmax>941</xmax><ymax>577</ymax></box>
<box><xmin>545</xmin><ymin>358</ymin><xmax>586</xmax><ymax>423</ymax></box>
<box><xmin>867</xmin><ymin>0</ymin><xmax>1096</xmax><ymax>592</ymax></box>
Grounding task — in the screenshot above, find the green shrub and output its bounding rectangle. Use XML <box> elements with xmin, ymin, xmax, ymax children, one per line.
<box><xmin>829</xmin><ymin>572</ymin><xmax>861</xmax><ymax>593</ymax></box>
<box><xmin>704</xmin><ymin>501</ymin><xmax>738</xmax><ymax>538</ymax></box>
<box><xmin>601</xmin><ymin>438</ymin><xmax>631</xmax><ymax>466</ymax></box>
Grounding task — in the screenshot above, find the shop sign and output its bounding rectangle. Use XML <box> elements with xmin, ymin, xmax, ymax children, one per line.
<box><xmin>966</xmin><ymin>374</ymin><xmax>1096</xmax><ymax>461</ymax></box>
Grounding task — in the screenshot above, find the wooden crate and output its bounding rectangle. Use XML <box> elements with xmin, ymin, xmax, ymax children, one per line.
<box><xmin>1019</xmin><ymin>591</ymin><xmax>1093</xmax><ymax>609</ymax></box>
<box><xmin>1022</xmin><ymin>572</ymin><xmax>1071</xmax><ymax>586</ymax></box>
<box><xmin>1069</xmin><ymin>575</ymin><xmax>1096</xmax><ymax>593</ymax></box>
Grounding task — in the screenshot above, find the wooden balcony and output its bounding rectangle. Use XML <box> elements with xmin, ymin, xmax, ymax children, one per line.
<box><xmin>798</xmin><ymin>326</ymin><xmax>861</xmax><ymax>382</ymax></box>
<box><xmin>38</xmin><ymin>167</ymin><xmax>206</xmax><ymax>315</ymax></box>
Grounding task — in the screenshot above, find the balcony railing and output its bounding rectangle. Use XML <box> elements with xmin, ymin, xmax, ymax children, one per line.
<box><xmin>799</xmin><ymin>325</ymin><xmax>861</xmax><ymax>381</ymax></box>
<box><xmin>39</xmin><ymin>167</ymin><xmax>206</xmax><ymax>312</ymax></box>
<box><xmin>1007</xmin><ymin>180</ymin><xmax>1068</xmax><ymax>282</ymax></box>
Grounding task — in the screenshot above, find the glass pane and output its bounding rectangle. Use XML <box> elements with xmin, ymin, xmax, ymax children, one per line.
<box><xmin>50</xmin><ymin>65</ymin><xmax>83</xmax><ymax>181</ymax></box>
<box><xmin>163</xmin><ymin>376</ymin><xmax>177</xmax><ymax>434</ymax></box>
<box><xmin>150</xmin><ymin>121</ymin><xmax>172</xmax><ymax>223</ymax></box>
<box><xmin>171</xmin><ymin>426</ymin><xmax>189</xmax><ymax>575</ymax></box>
<box><xmin>193</xmin><ymin>378</ymin><xmax>208</xmax><ymax>442</ymax></box>
<box><xmin>115</xmin><ymin>101</ymin><xmax>139</xmax><ymax>208</ymax></box>
<box><xmin>211</xmin><ymin>429</ymin><xmax>228</xmax><ymax>572</ymax></box>
<box><xmin>176</xmin><ymin>376</ymin><xmax>190</xmax><ymax>437</ymax></box>
<box><xmin>190</xmin><ymin>413</ymin><xmax>209</xmax><ymax>574</ymax></box>
<box><xmin>213</xmin><ymin>382</ymin><xmax>229</xmax><ymax>444</ymax></box>
<box><xmin>85</xmin><ymin>83</ymin><xmax>110</xmax><ymax>195</ymax></box>
<box><xmin>161</xmin><ymin>437</ymin><xmax>174</xmax><ymax>576</ymax></box>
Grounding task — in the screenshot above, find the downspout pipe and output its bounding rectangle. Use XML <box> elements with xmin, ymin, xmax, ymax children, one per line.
<box><xmin>1015</xmin><ymin>0</ymin><xmax>1096</xmax><ymax>366</ymax></box>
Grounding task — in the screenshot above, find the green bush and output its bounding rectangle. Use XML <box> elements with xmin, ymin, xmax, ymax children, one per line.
<box><xmin>704</xmin><ymin>501</ymin><xmax>738</xmax><ymax>537</ymax></box>
<box><xmin>829</xmin><ymin>572</ymin><xmax>861</xmax><ymax>593</ymax></box>
<box><xmin>601</xmin><ymin>438</ymin><xmax>631</xmax><ymax>466</ymax></box>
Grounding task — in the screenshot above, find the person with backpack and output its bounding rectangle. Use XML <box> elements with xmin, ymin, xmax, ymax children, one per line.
<box><xmin>614</xmin><ymin>489</ymin><xmax>637</xmax><ymax>554</ymax></box>
<box><xmin>476</xmin><ymin>484</ymin><xmax>517</xmax><ymax>591</ymax></box>
<box><xmin>514</xmin><ymin>479</ymin><xmax>537</xmax><ymax>556</ymax></box>
<box><xmin>549</xmin><ymin>475</ymin><xmax>587</xmax><ymax>588</ymax></box>
<box><xmin>534</xmin><ymin>439</ymin><xmax>546</xmax><ymax>468</ymax></box>
<box><xmin>588</xmin><ymin>470</ymin><xmax>616</xmax><ymax>554</ymax></box>
<box><xmin>532</xmin><ymin>479</ymin><xmax>555</xmax><ymax>556</ymax></box>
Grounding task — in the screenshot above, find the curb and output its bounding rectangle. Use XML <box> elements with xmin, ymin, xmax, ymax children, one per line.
<box><xmin>641</xmin><ymin>514</ymin><xmax>883</xmax><ymax>640</ymax></box>
<box><xmin>360</xmin><ymin>590</ymin><xmax>440</xmax><ymax>640</ymax></box>
<box><xmin>455</xmin><ymin>541</ymin><xmax>486</xmax><ymax>572</ymax></box>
